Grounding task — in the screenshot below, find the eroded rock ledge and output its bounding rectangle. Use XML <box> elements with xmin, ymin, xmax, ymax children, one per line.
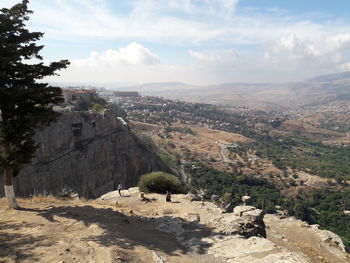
<box><xmin>2</xmin><ymin>112</ymin><xmax>168</xmax><ymax>198</ymax></box>
<box><xmin>98</xmin><ymin>189</ymin><xmax>349</xmax><ymax>263</ymax></box>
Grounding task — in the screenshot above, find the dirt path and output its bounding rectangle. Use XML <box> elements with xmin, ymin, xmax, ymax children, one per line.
<box><xmin>0</xmin><ymin>199</ymin><xmax>199</xmax><ymax>263</ymax></box>
<box><xmin>219</xmin><ymin>145</ymin><xmax>230</xmax><ymax>163</ymax></box>
<box><xmin>0</xmin><ymin>196</ymin><xmax>224</xmax><ymax>263</ymax></box>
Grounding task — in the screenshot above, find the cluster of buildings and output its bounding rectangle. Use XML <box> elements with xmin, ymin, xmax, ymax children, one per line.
<box><xmin>287</xmin><ymin>104</ymin><xmax>350</xmax><ymax>117</ymax></box>
<box><xmin>108</xmin><ymin>91</ymin><xmax>140</xmax><ymax>104</ymax></box>
<box><xmin>54</xmin><ymin>87</ymin><xmax>140</xmax><ymax>112</ymax></box>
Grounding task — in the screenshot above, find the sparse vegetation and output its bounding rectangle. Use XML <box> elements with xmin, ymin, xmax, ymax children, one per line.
<box><xmin>57</xmin><ymin>185</ymin><xmax>75</xmax><ymax>198</ymax></box>
<box><xmin>186</xmin><ymin>162</ymin><xmax>350</xmax><ymax>249</ymax></box>
<box><xmin>78</xmin><ymin>94</ymin><xmax>108</xmax><ymax>112</ymax></box>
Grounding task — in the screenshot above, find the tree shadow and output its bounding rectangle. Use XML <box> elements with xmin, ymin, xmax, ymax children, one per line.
<box><xmin>38</xmin><ymin>205</ymin><xmax>215</xmax><ymax>256</ymax></box>
<box><xmin>16</xmin><ymin>207</ymin><xmax>48</xmax><ymax>212</ymax></box>
<box><xmin>0</xmin><ymin>221</ymin><xmax>54</xmax><ymax>262</ymax></box>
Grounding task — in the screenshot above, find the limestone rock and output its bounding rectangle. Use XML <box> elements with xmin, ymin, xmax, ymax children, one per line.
<box><xmin>316</xmin><ymin>229</ymin><xmax>346</xmax><ymax>252</ymax></box>
<box><xmin>152</xmin><ymin>251</ymin><xmax>166</xmax><ymax>263</ymax></box>
<box><xmin>210</xmin><ymin>206</ymin><xmax>266</xmax><ymax>238</ymax></box>
<box><xmin>208</xmin><ymin>236</ymin><xmax>276</xmax><ymax>258</ymax></box>
<box><xmin>155</xmin><ymin>216</ymin><xmax>185</xmax><ymax>241</ymax></box>
<box><xmin>229</xmin><ymin>251</ymin><xmax>311</xmax><ymax>263</ymax></box>
<box><xmin>1</xmin><ymin>112</ymin><xmax>168</xmax><ymax>198</ymax></box>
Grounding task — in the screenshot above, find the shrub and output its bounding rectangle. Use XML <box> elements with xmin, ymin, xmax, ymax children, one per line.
<box><xmin>138</xmin><ymin>172</ymin><xmax>184</xmax><ymax>194</ymax></box>
<box><xmin>57</xmin><ymin>185</ymin><xmax>75</xmax><ymax>198</ymax></box>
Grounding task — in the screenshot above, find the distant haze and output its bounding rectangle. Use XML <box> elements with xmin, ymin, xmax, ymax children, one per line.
<box><xmin>70</xmin><ymin>71</ymin><xmax>350</xmax><ymax>112</ymax></box>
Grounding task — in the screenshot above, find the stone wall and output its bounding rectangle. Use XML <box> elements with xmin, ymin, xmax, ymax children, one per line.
<box><xmin>0</xmin><ymin>112</ymin><xmax>168</xmax><ymax>198</ymax></box>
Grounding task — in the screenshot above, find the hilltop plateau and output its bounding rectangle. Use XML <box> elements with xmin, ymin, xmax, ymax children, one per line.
<box><xmin>1</xmin><ymin>188</ymin><xmax>349</xmax><ymax>263</ymax></box>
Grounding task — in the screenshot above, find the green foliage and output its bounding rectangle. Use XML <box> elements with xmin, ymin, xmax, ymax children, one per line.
<box><xmin>125</xmin><ymin>90</ymin><xmax>350</xmax><ymax>248</ymax></box>
<box><xmin>91</xmin><ymin>103</ymin><xmax>105</xmax><ymax>112</ymax></box>
<box><xmin>287</xmin><ymin>190</ymin><xmax>350</xmax><ymax>248</ymax></box>
<box><xmin>78</xmin><ymin>94</ymin><xmax>108</xmax><ymax>112</ymax></box>
<box><xmin>186</xmin><ymin>163</ymin><xmax>350</xmax><ymax>249</ymax></box>
<box><xmin>138</xmin><ymin>171</ymin><xmax>184</xmax><ymax>194</ymax></box>
<box><xmin>127</xmin><ymin>96</ymin><xmax>349</xmax><ymax>181</ymax></box>
<box><xmin>251</xmin><ymin>135</ymin><xmax>350</xmax><ymax>179</ymax></box>
<box><xmin>186</xmin><ymin>163</ymin><xmax>284</xmax><ymax>211</ymax></box>
<box><xmin>0</xmin><ymin>1</ymin><xmax>69</xmax><ymax>172</ymax></box>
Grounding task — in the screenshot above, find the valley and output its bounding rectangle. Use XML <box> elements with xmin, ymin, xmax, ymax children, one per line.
<box><xmin>116</xmin><ymin>94</ymin><xmax>350</xmax><ymax>248</ymax></box>
<box><xmin>1</xmin><ymin>1</ymin><xmax>350</xmax><ymax>262</ymax></box>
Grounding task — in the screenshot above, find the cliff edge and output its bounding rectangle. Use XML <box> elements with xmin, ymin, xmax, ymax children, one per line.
<box><xmin>1</xmin><ymin>112</ymin><xmax>168</xmax><ymax>198</ymax></box>
<box><xmin>0</xmin><ymin>190</ymin><xmax>348</xmax><ymax>263</ymax></box>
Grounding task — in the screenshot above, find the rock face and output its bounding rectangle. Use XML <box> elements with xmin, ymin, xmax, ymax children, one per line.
<box><xmin>1</xmin><ymin>112</ymin><xmax>168</xmax><ymax>198</ymax></box>
<box><xmin>209</xmin><ymin>206</ymin><xmax>266</xmax><ymax>238</ymax></box>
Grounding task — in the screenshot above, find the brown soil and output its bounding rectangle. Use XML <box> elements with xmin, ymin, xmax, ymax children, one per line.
<box><xmin>1</xmin><ymin>193</ymin><xmax>349</xmax><ymax>263</ymax></box>
<box><xmin>0</xmin><ymin>198</ymin><xmax>192</xmax><ymax>263</ymax></box>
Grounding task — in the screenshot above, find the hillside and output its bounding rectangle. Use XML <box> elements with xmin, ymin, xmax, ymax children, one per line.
<box><xmin>1</xmin><ymin>189</ymin><xmax>349</xmax><ymax>263</ymax></box>
<box><xmin>118</xmin><ymin>95</ymin><xmax>350</xmax><ymax>247</ymax></box>
<box><xmin>2</xmin><ymin>93</ymin><xmax>349</xmax><ymax>263</ymax></box>
<box><xmin>120</xmin><ymin>72</ymin><xmax>350</xmax><ymax>111</ymax></box>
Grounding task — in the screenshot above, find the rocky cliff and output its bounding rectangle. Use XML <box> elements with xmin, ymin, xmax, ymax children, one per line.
<box><xmin>96</xmin><ymin>189</ymin><xmax>349</xmax><ymax>263</ymax></box>
<box><xmin>3</xmin><ymin>112</ymin><xmax>168</xmax><ymax>198</ymax></box>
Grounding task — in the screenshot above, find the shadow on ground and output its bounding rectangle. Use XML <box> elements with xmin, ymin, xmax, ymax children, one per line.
<box><xmin>38</xmin><ymin>205</ymin><xmax>214</xmax><ymax>256</ymax></box>
<box><xmin>0</xmin><ymin>221</ymin><xmax>53</xmax><ymax>262</ymax></box>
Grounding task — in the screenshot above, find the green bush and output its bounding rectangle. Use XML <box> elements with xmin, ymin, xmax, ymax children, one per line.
<box><xmin>138</xmin><ymin>172</ymin><xmax>184</xmax><ymax>194</ymax></box>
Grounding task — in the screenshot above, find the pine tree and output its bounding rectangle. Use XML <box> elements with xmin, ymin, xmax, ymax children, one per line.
<box><xmin>0</xmin><ymin>0</ymin><xmax>69</xmax><ymax>208</ymax></box>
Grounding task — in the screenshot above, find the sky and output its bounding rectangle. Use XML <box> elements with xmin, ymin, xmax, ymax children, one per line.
<box><xmin>2</xmin><ymin>0</ymin><xmax>350</xmax><ymax>85</ymax></box>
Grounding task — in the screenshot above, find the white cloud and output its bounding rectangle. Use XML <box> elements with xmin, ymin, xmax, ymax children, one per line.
<box><xmin>49</xmin><ymin>43</ymin><xmax>219</xmax><ymax>84</ymax></box>
<box><xmin>16</xmin><ymin>0</ymin><xmax>350</xmax><ymax>49</ymax></box>
<box><xmin>49</xmin><ymin>43</ymin><xmax>269</xmax><ymax>84</ymax></box>
<box><xmin>52</xmin><ymin>42</ymin><xmax>170</xmax><ymax>84</ymax></box>
<box><xmin>263</xmin><ymin>32</ymin><xmax>350</xmax><ymax>78</ymax></box>
<box><xmin>23</xmin><ymin>0</ymin><xmax>240</xmax><ymax>43</ymax></box>
<box><xmin>164</xmin><ymin>0</ymin><xmax>239</xmax><ymax>17</ymax></box>
<box><xmin>4</xmin><ymin>0</ymin><xmax>350</xmax><ymax>83</ymax></box>
<box><xmin>189</xmin><ymin>49</ymin><xmax>238</xmax><ymax>62</ymax></box>
<box><xmin>50</xmin><ymin>35</ymin><xmax>350</xmax><ymax>85</ymax></box>
<box><xmin>3</xmin><ymin>0</ymin><xmax>350</xmax><ymax>47</ymax></box>
<box><xmin>75</xmin><ymin>42</ymin><xmax>160</xmax><ymax>67</ymax></box>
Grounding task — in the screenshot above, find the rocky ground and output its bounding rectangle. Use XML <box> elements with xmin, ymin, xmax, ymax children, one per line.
<box><xmin>0</xmin><ymin>189</ymin><xmax>349</xmax><ymax>263</ymax></box>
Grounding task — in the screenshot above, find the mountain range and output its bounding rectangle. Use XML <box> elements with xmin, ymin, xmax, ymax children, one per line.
<box><xmin>115</xmin><ymin>71</ymin><xmax>350</xmax><ymax>111</ymax></box>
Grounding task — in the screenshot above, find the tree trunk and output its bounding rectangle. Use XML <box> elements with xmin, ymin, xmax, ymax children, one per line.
<box><xmin>4</xmin><ymin>167</ymin><xmax>18</xmax><ymax>209</ymax></box>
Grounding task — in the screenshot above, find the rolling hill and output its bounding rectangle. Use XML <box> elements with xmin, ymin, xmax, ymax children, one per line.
<box><xmin>118</xmin><ymin>72</ymin><xmax>350</xmax><ymax>111</ymax></box>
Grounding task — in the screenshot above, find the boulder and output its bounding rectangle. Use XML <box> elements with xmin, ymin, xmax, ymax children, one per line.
<box><xmin>210</xmin><ymin>206</ymin><xmax>266</xmax><ymax>238</ymax></box>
